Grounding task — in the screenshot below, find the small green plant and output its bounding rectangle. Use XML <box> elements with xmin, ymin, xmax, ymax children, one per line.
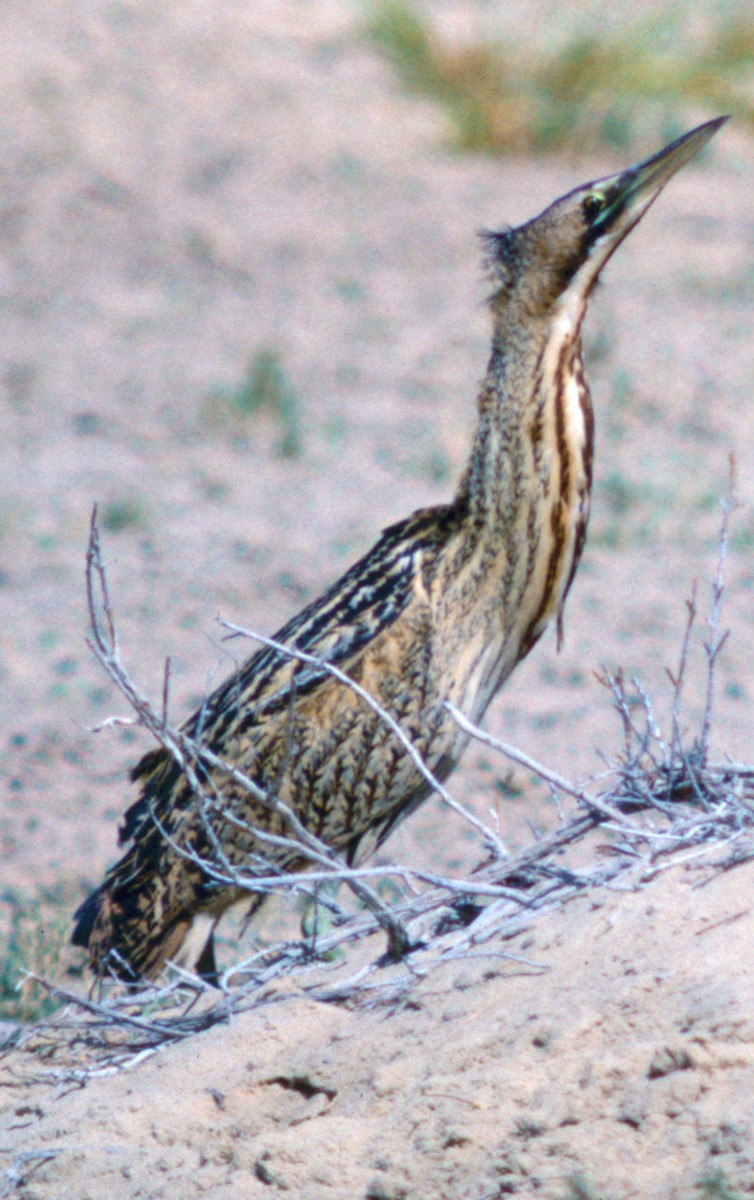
<box><xmin>299</xmin><ymin>884</ymin><xmax>346</xmax><ymax>963</ymax></box>
<box><xmin>212</xmin><ymin>347</ymin><xmax>303</xmax><ymax>459</ymax></box>
<box><xmin>367</xmin><ymin>0</ymin><xmax>754</xmax><ymax>153</ymax></box>
<box><xmin>101</xmin><ymin>496</ymin><xmax>147</xmax><ymax>533</ymax></box>
<box><xmin>696</xmin><ymin>1169</ymin><xmax>745</xmax><ymax>1200</ymax></box>
<box><xmin>560</xmin><ymin>1161</ymin><xmax>748</xmax><ymax>1198</ymax></box>
<box><xmin>730</xmin><ymin>513</ymin><xmax>754</xmax><ymax>551</ymax></box>
<box><xmin>0</xmin><ymin>497</ymin><xmax>15</xmax><ymax>542</ymax></box>
<box><xmin>564</xmin><ymin>1173</ymin><xmax>603</xmax><ymax>1200</ymax></box>
<box><xmin>0</xmin><ymin>888</ymin><xmax>71</xmax><ymax>1024</ymax></box>
<box><xmin>591</xmin><ymin>469</ymin><xmax>677</xmax><ymax>549</ymax></box>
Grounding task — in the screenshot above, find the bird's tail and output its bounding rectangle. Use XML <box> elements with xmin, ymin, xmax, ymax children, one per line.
<box><xmin>71</xmin><ymin>838</ymin><xmax>224</xmax><ymax>984</ymax></box>
<box><xmin>72</xmin><ymin>881</ymin><xmax>196</xmax><ymax>983</ymax></box>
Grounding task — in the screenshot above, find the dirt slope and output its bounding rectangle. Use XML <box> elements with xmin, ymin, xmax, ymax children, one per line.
<box><xmin>4</xmin><ymin>859</ymin><xmax>754</xmax><ymax>1198</ymax></box>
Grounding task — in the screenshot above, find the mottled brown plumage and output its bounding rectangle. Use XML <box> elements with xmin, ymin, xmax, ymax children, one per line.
<box><xmin>73</xmin><ymin>119</ymin><xmax>726</xmax><ymax>983</ymax></box>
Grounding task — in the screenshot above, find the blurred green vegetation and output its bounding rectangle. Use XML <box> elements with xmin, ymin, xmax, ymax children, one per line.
<box><xmin>367</xmin><ymin>0</ymin><xmax>753</xmax><ymax>153</ymax></box>
<box><xmin>564</xmin><ymin>1168</ymin><xmax>747</xmax><ymax>1199</ymax></box>
<box><xmin>207</xmin><ymin>347</ymin><xmax>303</xmax><ymax>459</ymax></box>
<box><xmin>0</xmin><ymin>887</ymin><xmax>71</xmax><ymax>1024</ymax></box>
<box><xmin>695</xmin><ymin>1170</ymin><xmax>746</xmax><ymax>1199</ymax></box>
<box><xmin>101</xmin><ymin>495</ymin><xmax>149</xmax><ymax>533</ymax></box>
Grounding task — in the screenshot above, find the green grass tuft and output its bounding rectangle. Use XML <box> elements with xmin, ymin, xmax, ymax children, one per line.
<box><xmin>210</xmin><ymin>347</ymin><xmax>303</xmax><ymax>459</ymax></box>
<box><xmin>563</xmin><ymin>1173</ymin><xmax>603</xmax><ymax>1200</ymax></box>
<box><xmin>101</xmin><ymin>496</ymin><xmax>148</xmax><ymax>533</ymax></box>
<box><xmin>696</xmin><ymin>1169</ymin><xmax>746</xmax><ymax>1199</ymax></box>
<box><xmin>367</xmin><ymin>0</ymin><xmax>753</xmax><ymax>154</ymax></box>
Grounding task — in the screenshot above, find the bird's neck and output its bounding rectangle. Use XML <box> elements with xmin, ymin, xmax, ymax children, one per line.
<box><xmin>453</xmin><ymin>305</ymin><xmax>594</xmax><ymax>651</ymax></box>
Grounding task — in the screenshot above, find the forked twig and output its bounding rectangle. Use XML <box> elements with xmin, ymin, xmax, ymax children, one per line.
<box><xmin>698</xmin><ymin>453</ymin><xmax>738</xmax><ymax>761</ymax></box>
<box><xmin>33</xmin><ymin>480</ymin><xmax>753</xmax><ymax>1077</ymax></box>
<box><xmin>444</xmin><ymin>701</ymin><xmax>633</xmax><ymax>826</ymax></box>
<box><xmin>667</xmin><ymin>584</ymin><xmax>697</xmax><ymax>766</ymax></box>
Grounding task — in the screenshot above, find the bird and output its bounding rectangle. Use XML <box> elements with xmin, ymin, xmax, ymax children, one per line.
<box><xmin>72</xmin><ymin>117</ymin><xmax>726</xmax><ymax>984</ymax></box>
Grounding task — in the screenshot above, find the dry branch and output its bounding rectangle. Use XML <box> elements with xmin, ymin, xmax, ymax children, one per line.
<box><xmin>11</xmin><ymin>487</ymin><xmax>754</xmax><ymax>1079</ymax></box>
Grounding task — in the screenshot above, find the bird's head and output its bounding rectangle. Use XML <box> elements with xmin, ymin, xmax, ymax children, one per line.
<box><xmin>484</xmin><ymin>117</ymin><xmax>727</xmax><ymax>330</ymax></box>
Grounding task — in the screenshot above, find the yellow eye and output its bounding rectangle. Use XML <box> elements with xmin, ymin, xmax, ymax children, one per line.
<box><xmin>583</xmin><ymin>193</ymin><xmax>607</xmax><ymax>222</ymax></box>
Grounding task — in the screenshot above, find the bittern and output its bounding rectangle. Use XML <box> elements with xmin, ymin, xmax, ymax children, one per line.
<box><xmin>73</xmin><ymin>118</ymin><xmax>726</xmax><ymax>983</ymax></box>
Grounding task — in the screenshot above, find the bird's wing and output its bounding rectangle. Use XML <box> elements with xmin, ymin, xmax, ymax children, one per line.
<box><xmin>120</xmin><ymin>504</ymin><xmax>461</xmax><ymax>844</ymax></box>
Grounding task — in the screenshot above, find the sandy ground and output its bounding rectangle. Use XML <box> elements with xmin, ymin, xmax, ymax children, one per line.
<box><xmin>6</xmin><ymin>860</ymin><xmax>754</xmax><ymax>1200</ymax></box>
<box><xmin>1</xmin><ymin>2</ymin><xmax>754</xmax><ymax>1196</ymax></box>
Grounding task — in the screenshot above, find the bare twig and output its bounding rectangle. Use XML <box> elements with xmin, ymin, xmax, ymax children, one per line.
<box><xmin>668</xmin><ymin>584</ymin><xmax>697</xmax><ymax>766</ymax></box>
<box><xmin>218</xmin><ymin>619</ymin><xmax>509</xmax><ymax>860</ymax></box>
<box><xmin>1</xmin><ymin>1149</ymin><xmax>65</xmax><ymax>1198</ymax></box>
<box><xmin>698</xmin><ymin>454</ymin><xmax>738</xmax><ymax>761</ymax></box>
<box><xmin>444</xmin><ymin>701</ymin><xmax>633</xmax><ymax>826</ymax></box>
<box><xmin>34</xmin><ymin>481</ymin><xmax>752</xmax><ymax>1079</ymax></box>
<box><xmin>161</xmin><ymin>656</ymin><xmax>171</xmax><ymax>726</ymax></box>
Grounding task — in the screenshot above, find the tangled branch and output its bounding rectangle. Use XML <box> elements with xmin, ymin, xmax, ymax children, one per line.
<box><xmin>11</xmin><ymin>473</ymin><xmax>754</xmax><ymax>1079</ymax></box>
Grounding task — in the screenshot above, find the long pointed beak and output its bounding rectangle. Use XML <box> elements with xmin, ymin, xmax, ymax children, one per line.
<box><xmin>622</xmin><ymin>116</ymin><xmax>727</xmax><ymax>205</ymax></box>
<box><xmin>593</xmin><ymin>116</ymin><xmax>728</xmax><ymax>230</ymax></box>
